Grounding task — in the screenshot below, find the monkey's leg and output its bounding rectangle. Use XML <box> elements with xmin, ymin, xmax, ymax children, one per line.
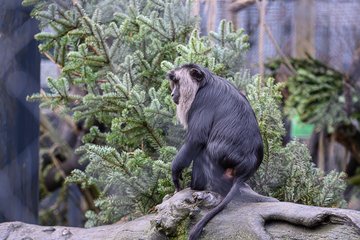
<box><xmin>207</xmin><ymin>163</ymin><xmax>233</xmax><ymax>196</ymax></box>
<box><xmin>190</xmin><ymin>152</ymin><xmax>208</xmax><ymax>191</ymax></box>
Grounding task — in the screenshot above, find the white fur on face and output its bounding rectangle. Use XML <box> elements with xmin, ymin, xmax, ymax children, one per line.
<box><xmin>175</xmin><ymin>68</ymin><xmax>199</xmax><ymax>129</ymax></box>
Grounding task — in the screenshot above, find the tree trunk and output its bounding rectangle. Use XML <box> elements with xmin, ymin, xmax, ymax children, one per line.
<box><xmin>335</xmin><ymin>124</ymin><xmax>360</xmax><ymax>166</ymax></box>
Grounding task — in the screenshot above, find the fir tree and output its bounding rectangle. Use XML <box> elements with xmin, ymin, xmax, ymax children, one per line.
<box><xmin>25</xmin><ymin>0</ymin><xmax>346</xmax><ymax>226</ymax></box>
<box><xmin>247</xmin><ymin>78</ymin><xmax>346</xmax><ymax>207</ymax></box>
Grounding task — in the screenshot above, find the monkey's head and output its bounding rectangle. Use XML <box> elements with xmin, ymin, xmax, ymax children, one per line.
<box><xmin>167</xmin><ymin>64</ymin><xmax>206</xmax><ymax>128</ymax></box>
<box><xmin>167</xmin><ymin>64</ymin><xmax>205</xmax><ymax>105</ymax></box>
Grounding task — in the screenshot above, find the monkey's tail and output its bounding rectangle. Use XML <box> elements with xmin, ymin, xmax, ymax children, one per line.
<box><xmin>188</xmin><ymin>177</ymin><xmax>245</xmax><ymax>240</ymax></box>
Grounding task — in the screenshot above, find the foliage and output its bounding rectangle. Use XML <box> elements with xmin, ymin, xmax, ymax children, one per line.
<box><xmin>349</xmin><ymin>168</ymin><xmax>360</xmax><ymax>186</ymax></box>
<box><xmin>267</xmin><ymin>56</ymin><xmax>360</xmax><ymax>131</ymax></box>
<box><xmin>26</xmin><ymin>0</ymin><xmax>346</xmax><ymax>226</ymax></box>
<box><xmin>247</xmin><ymin>78</ymin><xmax>346</xmax><ymax>207</ymax></box>
<box><xmin>26</xmin><ymin>0</ymin><xmax>197</xmax><ymax>226</ymax></box>
<box><xmin>267</xmin><ymin>56</ymin><xmax>360</xmax><ymax>199</ymax></box>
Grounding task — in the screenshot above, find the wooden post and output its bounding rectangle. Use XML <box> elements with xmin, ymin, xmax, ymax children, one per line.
<box><xmin>0</xmin><ymin>0</ymin><xmax>40</xmax><ymax>223</ymax></box>
<box><xmin>216</xmin><ymin>0</ymin><xmax>237</xmax><ymax>29</ymax></box>
<box><xmin>294</xmin><ymin>0</ymin><xmax>315</xmax><ymax>58</ymax></box>
<box><xmin>202</xmin><ymin>0</ymin><xmax>237</xmax><ymax>34</ymax></box>
<box><xmin>258</xmin><ymin>0</ymin><xmax>267</xmax><ymax>81</ymax></box>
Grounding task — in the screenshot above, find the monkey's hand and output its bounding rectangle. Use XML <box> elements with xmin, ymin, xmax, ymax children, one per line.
<box><xmin>172</xmin><ymin>172</ymin><xmax>183</xmax><ymax>192</ymax></box>
<box><xmin>171</xmin><ymin>142</ymin><xmax>197</xmax><ymax>192</ymax></box>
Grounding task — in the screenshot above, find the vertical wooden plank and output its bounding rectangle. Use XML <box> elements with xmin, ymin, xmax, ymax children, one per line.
<box><xmin>206</xmin><ymin>0</ymin><xmax>217</xmax><ymax>33</ymax></box>
<box><xmin>216</xmin><ymin>0</ymin><xmax>236</xmax><ymax>28</ymax></box>
<box><xmin>294</xmin><ymin>0</ymin><xmax>315</xmax><ymax>57</ymax></box>
<box><xmin>258</xmin><ymin>0</ymin><xmax>267</xmax><ymax>80</ymax></box>
<box><xmin>0</xmin><ymin>0</ymin><xmax>40</xmax><ymax>223</ymax></box>
<box><xmin>192</xmin><ymin>0</ymin><xmax>200</xmax><ymax>17</ymax></box>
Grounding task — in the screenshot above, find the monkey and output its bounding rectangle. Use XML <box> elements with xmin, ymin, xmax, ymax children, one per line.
<box><xmin>167</xmin><ymin>63</ymin><xmax>263</xmax><ymax>240</ymax></box>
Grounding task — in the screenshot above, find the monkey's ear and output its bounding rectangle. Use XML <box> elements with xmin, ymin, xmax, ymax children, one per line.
<box><xmin>189</xmin><ymin>68</ymin><xmax>204</xmax><ymax>82</ymax></box>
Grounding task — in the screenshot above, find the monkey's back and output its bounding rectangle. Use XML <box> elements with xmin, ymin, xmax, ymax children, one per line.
<box><xmin>187</xmin><ymin>76</ymin><xmax>263</xmax><ymax>173</ymax></box>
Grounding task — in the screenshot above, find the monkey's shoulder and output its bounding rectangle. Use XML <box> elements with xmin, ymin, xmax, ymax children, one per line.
<box><xmin>196</xmin><ymin>80</ymin><xmax>249</xmax><ymax>107</ymax></box>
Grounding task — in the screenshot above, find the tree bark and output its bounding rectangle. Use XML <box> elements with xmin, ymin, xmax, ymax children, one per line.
<box><xmin>1</xmin><ymin>188</ymin><xmax>359</xmax><ymax>240</ymax></box>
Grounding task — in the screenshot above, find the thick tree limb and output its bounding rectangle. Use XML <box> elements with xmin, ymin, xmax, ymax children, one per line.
<box><xmin>229</xmin><ymin>0</ymin><xmax>256</xmax><ymax>12</ymax></box>
<box><xmin>1</xmin><ymin>188</ymin><xmax>360</xmax><ymax>240</ymax></box>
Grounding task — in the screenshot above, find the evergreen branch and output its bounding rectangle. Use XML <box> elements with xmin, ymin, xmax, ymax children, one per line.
<box><xmin>145</xmin><ymin>109</ymin><xmax>173</xmax><ymax>118</ymax></box>
<box><xmin>57</xmin><ymin>7</ymin><xmax>74</xmax><ymax>24</ymax></box>
<box><xmin>94</xmin><ymin>24</ymin><xmax>115</xmax><ymax>71</ymax></box>
<box><xmin>142</xmin><ymin>122</ymin><xmax>163</xmax><ymax>148</ymax></box>
<box><xmin>43</xmin><ymin>52</ymin><xmax>63</xmax><ymax>69</ymax></box>
<box><xmin>36</xmin><ymin>12</ymin><xmax>75</xmax><ymax>28</ymax></box>
<box><xmin>144</xmin><ymin>172</ymin><xmax>161</xmax><ymax>212</ymax></box>
<box><xmin>137</xmin><ymin>16</ymin><xmax>171</xmax><ymax>40</ymax></box>
<box><xmin>167</xmin><ymin>5</ymin><xmax>176</xmax><ymax>41</ymax></box>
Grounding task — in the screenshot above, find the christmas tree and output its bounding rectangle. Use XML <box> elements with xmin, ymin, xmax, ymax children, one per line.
<box><xmin>24</xmin><ymin>0</ymin><xmax>346</xmax><ymax>226</ymax></box>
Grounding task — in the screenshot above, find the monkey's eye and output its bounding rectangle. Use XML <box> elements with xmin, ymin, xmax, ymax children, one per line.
<box><xmin>167</xmin><ymin>72</ymin><xmax>175</xmax><ymax>81</ymax></box>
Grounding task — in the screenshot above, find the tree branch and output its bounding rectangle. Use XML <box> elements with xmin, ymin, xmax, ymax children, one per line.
<box><xmin>2</xmin><ymin>188</ymin><xmax>360</xmax><ymax>240</ymax></box>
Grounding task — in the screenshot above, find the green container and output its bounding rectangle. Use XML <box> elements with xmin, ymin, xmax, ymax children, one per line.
<box><xmin>290</xmin><ymin>115</ymin><xmax>314</xmax><ymax>138</ymax></box>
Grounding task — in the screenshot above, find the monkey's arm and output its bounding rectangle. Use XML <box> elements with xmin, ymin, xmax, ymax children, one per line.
<box><xmin>172</xmin><ymin>142</ymin><xmax>203</xmax><ymax>191</ymax></box>
<box><xmin>172</xmin><ymin>104</ymin><xmax>213</xmax><ymax>191</ymax></box>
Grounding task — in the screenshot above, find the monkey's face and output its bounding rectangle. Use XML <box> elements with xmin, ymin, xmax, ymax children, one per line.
<box><xmin>168</xmin><ymin>71</ymin><xmax>180</xmax><ymax>104</ymax></box>
<box><xmin>167</xmin><ymin>65</ymin><xmax>205</xmax><ymax>105</ymax></box>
